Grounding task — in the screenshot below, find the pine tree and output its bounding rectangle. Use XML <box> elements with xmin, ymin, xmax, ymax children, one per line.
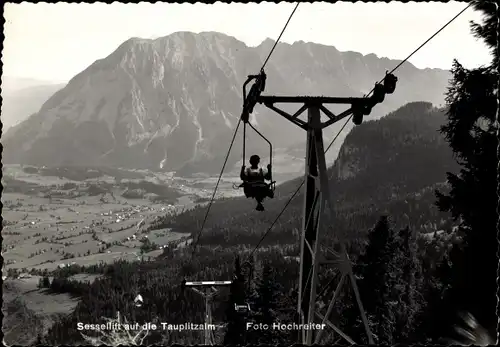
<box><xmin>223</xmin><ymin>255</ymin><xmax>247</xmax><ymax>345</ymax></box>
<box><xmin>247</xmin><ymin>262</ymin><xmax>282</xmax><ymax>345</ymax></box>
<box><xmin>434</xmin><ymin>0</ymin><xmax>498</xmax><ymax>336</ymax></box>
<box><xmin>393</xmin><ymin>226</ymin><xmax>420</xmax><ymax>342</ymax></box>
<box><xmin>355</xmin><ymin>216</ymin><xmax>400</xmax><ymax>345</ymax></box>
<box><xmin>414</xmin><ymin>251</ymin><xmax>455</xmax><ymax>343</ymax></box>
<box><xmin>33</xmin><ymin>332</ymin><xmax>46</xmax><ymax>346</ymax></box>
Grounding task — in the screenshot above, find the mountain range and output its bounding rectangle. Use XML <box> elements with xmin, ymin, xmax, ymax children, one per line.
<box><xmin>2</xmin><ymin>32</ymin><xmax>450</xmax><ymax>175</ymax></box>
<box><xmin>1</xmin><ymin>77</ymin><xmax>66</xmax><ymax>130</ymax></box>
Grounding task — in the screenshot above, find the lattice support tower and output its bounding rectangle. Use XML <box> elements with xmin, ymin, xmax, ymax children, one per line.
<box><xmin>182</xmin><ymin>280</ymin><xmax>232</xmax><ymax>345</ymax></box>
<box><xmin>255</xmin><ymin>95</ymin><xmax>375</xmax><ymax>345</ymax></box>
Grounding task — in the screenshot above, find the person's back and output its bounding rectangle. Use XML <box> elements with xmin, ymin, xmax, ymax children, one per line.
<box><xmin>240</xmin><ymin>154</ymin><xmax>272</xmax><ymax>211</ymax></box>
<box><xmin>245</xmin><ymin>166</ymin><xmax>266</xmax><ymax>183</ymax></box>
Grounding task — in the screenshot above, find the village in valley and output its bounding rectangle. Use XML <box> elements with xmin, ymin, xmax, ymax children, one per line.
<box><xmin>1</xmin><ymin>152</ymin><xmax>304</xmax><ymax>344</ymax></box>
<box><xmin>0</xmin><ymin>164</ymin><xmax>242</xmax><ymax>282</ymax></box>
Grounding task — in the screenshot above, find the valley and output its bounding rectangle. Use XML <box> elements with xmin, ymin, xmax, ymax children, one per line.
<box><xmin>1</xmin><ymin>156</ymin><xmax>305</xmax><ymax>274</ymax></box>
<box><xmin>1</xmin><ymin>165</ymin><xmax>216</xmax><ymax>273</ymax></box>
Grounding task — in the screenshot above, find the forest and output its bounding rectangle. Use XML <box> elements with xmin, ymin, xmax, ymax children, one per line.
<box><xmin>37</xmin><ymin>2</ymin><xmax>497</xmax><ymax>345</ymax></box>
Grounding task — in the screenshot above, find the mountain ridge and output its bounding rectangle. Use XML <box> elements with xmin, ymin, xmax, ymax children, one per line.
<box><xmin>3</xmin><ymin>31</ymin><xmax>450</xmax><ymax>175</ymax></box>
<box><xmin>1</xmin><ymin>81</ymin><xmax>67</xmax><ymax>130</ymax></box>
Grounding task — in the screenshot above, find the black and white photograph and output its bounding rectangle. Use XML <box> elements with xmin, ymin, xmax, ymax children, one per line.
<box><xmin>1</xmin><ymin>1</ymin><xmax>498</xmax><ymax>346</ymax></box>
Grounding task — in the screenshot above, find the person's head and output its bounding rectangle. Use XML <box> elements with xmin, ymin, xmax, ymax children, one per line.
<box><xmin>249</xmin><ymin>155</ymin><xmax>260</xmax><ymax>167</ymax></box>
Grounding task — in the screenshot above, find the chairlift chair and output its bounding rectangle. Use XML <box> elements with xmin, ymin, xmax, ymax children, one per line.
<box><xmin>234</xmin><ymin>303</ymin><xmax>251</xmax><ymax>315</ymax></box>
<box><xmin>233</xmin><ymin>73</ymin><xmax>276</xmax><ymax>202</ymax></box>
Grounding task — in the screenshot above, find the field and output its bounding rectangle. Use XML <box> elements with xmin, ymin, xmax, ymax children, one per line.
<box><xmin>1</xmin><ymin>161</ymin><xmax>305</xmax><ymax>344</ymax></box>
<box><xmin>2</xmin><ymin>161</ymin><xmax>305</xmax><ymax>272</ymax></box>
<box><xmin>0</xmin><ymin>165</ymin><xmax>217</xmax><ymax>344</ymax></box>
<box><xmin>2</xmin><ymin>273</ymin><xmax>105</xmax><ymax>345</ymax></box>
<box><xmin>2</xmin><ymin>159</ymin><xmax>304</xmax><ymax>272</ymax></box>
<box><xmin>1</xmin><ymin>164</ymin><xmax>227</xmax><ymax>273</ymax></box>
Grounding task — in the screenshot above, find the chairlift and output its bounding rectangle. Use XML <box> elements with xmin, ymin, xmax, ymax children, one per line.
<box><xmin>234</xmin><ymin>303</ymin><xmax>251</xmax><ymax>315</ymax></box>
<box><xmin>233</xmin><ymin>72</ymin><xmax>276</xmax><ymax>203</ymax></box>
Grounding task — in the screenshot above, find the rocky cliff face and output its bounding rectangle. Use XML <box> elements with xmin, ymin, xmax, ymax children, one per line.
<box><xmin>2</xmin><ymin>32</ymin><xmax>450</xmax><ymax>175</ymax></box>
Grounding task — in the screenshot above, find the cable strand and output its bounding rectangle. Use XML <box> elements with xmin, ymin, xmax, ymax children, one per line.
<box><xmin>190</xmin><ymin>119</ymin><xmax>242</xmax><ymax>259</ymax></box>
<box><xmin>247</xmin><ymin>115</ymin><xmax>351</xmax><ymax>261</ymax></box>
<box><xmin>246</xmin><ymin>2</ymin><xmax>473</xmax><ymax>261</ymax></box>
<box><xmin>260</xmin><ymin>3</ymin><xmax>300</xmax><ymax>72</ymax></box>
<box><xmin>216</xmin><ymin>3</ymin><xmax>299</xmax><ymax>264</ymax></box>
<box><xmin>387</xmin><ymin>2</ymin><xmax>473</xmax><ymax>78</ymax></box>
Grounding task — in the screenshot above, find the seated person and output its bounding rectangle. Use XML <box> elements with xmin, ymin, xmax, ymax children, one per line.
<box><xmin>240</xmin><ymin>155</ymin><xmax>272</xmax><ymax>211</ymax></box>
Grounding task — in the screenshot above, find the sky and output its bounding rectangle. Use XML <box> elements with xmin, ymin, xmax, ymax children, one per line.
<box><xmin>3</xmin><ymin>1</ymin><xmax>492</xmax><ymax>83</ymax></box>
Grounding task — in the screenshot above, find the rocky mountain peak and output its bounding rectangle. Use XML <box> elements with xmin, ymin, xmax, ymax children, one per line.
<box><xmin>3</xmin><ymin>32</ymin><xmax>451</xmax><ymax>175</ymax></box>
